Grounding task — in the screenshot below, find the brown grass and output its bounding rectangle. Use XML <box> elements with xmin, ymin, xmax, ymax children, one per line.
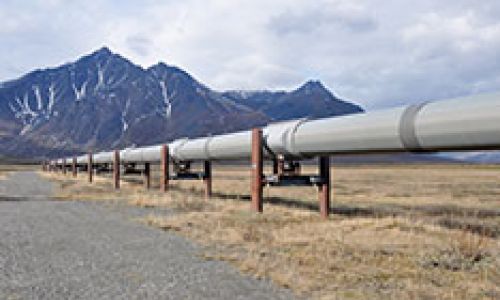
<box><xmin>43</xmin><ymin>164</ymin><xmax>500</xmax><ymax>299</ymax></box>
<box><xmin>41</xmin><ymin>172</ymin><xmax>144</xmax><ymax>202</ymax></box>
<box><xmin>0</xmin><ymin>164</ymin><xmax>38</xmax><ymax>179</ymax></box>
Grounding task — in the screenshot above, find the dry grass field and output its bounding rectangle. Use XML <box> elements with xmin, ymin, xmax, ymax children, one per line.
<box><xmin>0</xmin><ymin>164</ymin><xmax>37</xmax><ymax>178</ymax></box>
<box><xmin>41</xmin><ymin>163</ymin><xmax>500</xmax><ymax>299</ymax></box>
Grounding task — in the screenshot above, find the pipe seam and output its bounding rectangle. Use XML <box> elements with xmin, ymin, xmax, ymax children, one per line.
<box><xmin>399</xmin><ymin>102</ymin><xmax>428</xmax><ymax>152</ymax></box>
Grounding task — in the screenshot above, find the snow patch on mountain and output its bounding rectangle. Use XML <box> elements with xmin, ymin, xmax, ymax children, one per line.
<box><xmin>95</xmin><ymin>63</ymin><xmax>105</xmax><ymax>91</ymax></box>
<box><xmin>9</xmin><ymin>93</ymin><xmax>38</xmax><ymax>135</ymax></box>
<box><xmin>72</xmin><ymin>80</ymin><xmax>88</xmax><ymax>101</ymax></box>
<box><xmin>121</xmin><ymin>98</ymin><xmax>131</xmax><ymax>133</ymax></box>
<box><xmin>33</xmin><ymin>86</ymin><xmax>43</xmax><ymax>110</ymax></box>
<box><xmin>47</xmin><ymin>83</ymin><xmax>56</xmax><ymax>116</ymax></box>
<box><xmin>159</xmin><ymin>81</ymin><xmax>174</xmax><ymax>118</ymax></box>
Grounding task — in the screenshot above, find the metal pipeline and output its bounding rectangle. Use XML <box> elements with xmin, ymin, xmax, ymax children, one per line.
<box><xmin>64</xmin><ymin>92</ymin><xmax>500</xmax><ymax>165</ymax></box>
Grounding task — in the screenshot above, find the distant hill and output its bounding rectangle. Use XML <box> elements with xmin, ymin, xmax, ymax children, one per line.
<box><xmin>445</xmin><ymin>151</ymin><xmax>500</xmax><ymax>163</ymax></box>
<box><xmin>0</xmin><ymin>47</ymin><xmax>363</xmax><ymax>158</ymax></box>
<box><xmin>331</xmin><ymin>153</ymin><xmax>461</xmax><ymax>164</ymax></box>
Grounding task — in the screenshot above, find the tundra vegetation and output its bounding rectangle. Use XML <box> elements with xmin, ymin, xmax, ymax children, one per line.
<box><xmin>0</xmin><ymin>164</ymin><xmax>36</xmax><ymax>178</ymax></box>
<box><xmin>41</xmin><ymin>163</ymin><xmax>500</xmax><ymax>299</ymax></box>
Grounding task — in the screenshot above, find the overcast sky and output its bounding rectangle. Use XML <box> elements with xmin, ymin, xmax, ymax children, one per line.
<box><xmin>1</xmin><ymin>0</ymin><xmax>499</xmax><ymax>109</ymax></box>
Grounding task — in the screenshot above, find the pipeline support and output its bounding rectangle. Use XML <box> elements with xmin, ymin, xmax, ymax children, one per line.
<box><xmin>318</xmin><ymin>156</ymin><xmax>331</xmax><ymax>218</ymax></box>
<box><xmin>143</xmin><ymin>163</ymin><xmax>151</xmax><ymax>189</ymax></box>
<box><xmin>62</xmin><ymin>159</ymin><xmax>67</xmax><ymax>175</ymax></box>
<box><xmin>251</xmin><ymin>128</ymin><xmax>263</xmax><ymax>213</ymax></box>
<box><xmin>113</xmin><ymin>150</ymin><xmax>120</xmax><ymax>190</ymax></box>
<box><xmin>203</xmin><ymin>160</ymin><xmax>212</xmax><ymax>199</ymax></box>
<box><xmin>161</xmin><ymin>144</ymin><xmax>169</xmax><ymax>192</ymax></box>
<box><xmin>72</xmin><ymin>157</ymin><xmax>77</xmax><ymax>177</ymax></box>
<box><xmin>88</xmin><ymin>152</ymin><xmax>93</xmax><ymax>183</ymax></box>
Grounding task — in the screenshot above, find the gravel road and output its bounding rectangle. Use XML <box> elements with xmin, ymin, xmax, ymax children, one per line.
<box><xmin>0</xmin><ymin>172</ymin><xmax>295</xmax><ymax>299</ymax></box>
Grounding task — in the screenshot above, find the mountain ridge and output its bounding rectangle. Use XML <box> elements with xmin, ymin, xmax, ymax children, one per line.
<box><xmin>0</xmin><ymin>47</ymin><xmax>364</xmax><ymax>158</ymax></box>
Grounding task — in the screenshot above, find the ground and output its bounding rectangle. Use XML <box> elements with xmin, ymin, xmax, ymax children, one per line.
<box><xmin>0</xmin><ymin>170</ymin><xmax>294</xmax><ymax>299</ymax></box>
<box><xmin>6</xmin><ymin>163</ymin><xmax>500</xmax><ymax>299</ymax></box>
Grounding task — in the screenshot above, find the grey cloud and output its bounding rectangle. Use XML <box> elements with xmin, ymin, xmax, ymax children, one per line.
<box><xmin>268</xmin><ymin>4</ymin><xmax>377</xmax><ymax>36</ymax></box>
<box><xmin>126</xmin><ymin>36</ymin><xmax>152</xmax><ymax>58</ymax></box>
<box><xmin>0</xmin><ymin>0</ymin><xmax>499</xmax><ymax>110</ymax></box>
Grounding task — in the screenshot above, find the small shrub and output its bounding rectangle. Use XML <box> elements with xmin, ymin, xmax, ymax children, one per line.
<box><xmin>422</xmin><ymin>230</ymin><xmax>491</xmax><ymax>271</ymax></box>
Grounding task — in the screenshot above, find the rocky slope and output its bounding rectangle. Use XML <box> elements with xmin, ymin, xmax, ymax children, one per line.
<box><xmin>0</xmin><ymin>47</ymin><xmax>363</xmax><ymax>158</ymax></box>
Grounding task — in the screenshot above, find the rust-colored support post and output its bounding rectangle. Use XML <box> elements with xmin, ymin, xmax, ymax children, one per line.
<box><xmin>143</xmin><ymin>162</ymin><xmax>151</xmax><ymax>189</ymax></box>
<box><xmin>160</xmin><ymin>144</ymin><xmax>169</xmax><ymax>192</ymax></box>
<box><xmin>251</xmin><ymin>128</ymin><xmax>263</xmax><ymax>213</ymax></box>
<box><xmin>113</xmin><ymin>150</ymin><xmax>120</xmax><ymax>190</ymax></box>
<box><xmin>62</xmin><ymin>158</ymin><xmax>67</xmax><ymax>175</ymax></box>
<box><xmin>295</xmin><ymin>162</ymin><xmax>301</xmax><ymax>175</ymax></box>
<box><xmin>318</xmin><ymin>156</ymin><xmax>331</xmax><ymax>218</ymax></box>
<box><xmin>278</xmin><ymin>159</ymin><xmax>285</xmax><ymax>176</ymax></box>
<box><xmin>272</xmin><ymin>159</ymin><xmax>278</xmax><ymax>175</ymax></box>
<box><xmin>203</xmin><ymin>160</ymin><xmax>212</xmax><ymax>199</ymax></box>
<box><xmin>88</xmin><ymin>152</ymin><xmax>93</xmax><ymax>183</ymax></box>
<box><xmin>72</xmin><ymin>157</ymin><xmax>77</xmax><ymax>177</ymax></box>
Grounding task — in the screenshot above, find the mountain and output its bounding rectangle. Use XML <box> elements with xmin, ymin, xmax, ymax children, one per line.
<box><xmin>223</xmin><ymin>80</ymin><xmax>363</xmax><ymax>121</ymax></box>
<box><xmin>0</xmin><ymin>47</ymin><xmax>363</xmax><ymax>158</ymax></box>
<box><xmin>444</xmin><ymin>151</ymin><xmax>500</xmax><ymax>163</ymax></box>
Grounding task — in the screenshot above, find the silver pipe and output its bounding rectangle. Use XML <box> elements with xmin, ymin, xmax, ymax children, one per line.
<box><xmin>59</xmin><ymin>92</ymin><xmax>500</xmax><ymax>164</ymax></box>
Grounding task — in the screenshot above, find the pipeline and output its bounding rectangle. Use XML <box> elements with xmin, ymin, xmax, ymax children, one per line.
<box><xmin>60</xmin><ymin>91</ymin><xmax>500</xmax><ymax>164</ymax></box>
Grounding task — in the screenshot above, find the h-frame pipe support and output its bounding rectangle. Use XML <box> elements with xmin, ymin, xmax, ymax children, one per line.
<box><xmin>250</xmin><ymin>127</ymin><xmax>332</xmax><ymax>218</ymax></box>
<box><xmin>169</xmin><ymin>157</ymin><xmax>212</xmax><ymax>199</ymax></box>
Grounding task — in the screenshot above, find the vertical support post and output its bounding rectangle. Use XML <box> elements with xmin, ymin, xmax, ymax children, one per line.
<box><xmin>318</xmin><ymin>156</ymin><xmax>331</xmax><ymax>218</ymax></box>
<box><xmin>113</xmin><ymin>150</ymin><xmax>120</xmax><ymax>190</ymax></box>
<box><xmin>251</xmin><ymin>128</ymin><xmax>263</xmax><ymax>213</ymax></box>
<box><xmin>144</xmin><ymin>162</ymin><xmax>151</xmax><ymax>189</ymax></box>
<box><xmin>62</xmin><ymin>159</ymin><xmax>67</xmax><ymax>175</ymax></box>
<box><xmin>72</xmin><ymin>157</ymin><xmax>77</xmax><ymax>177</ymax></box>
<box><xmin>88</xmin><ymin>152</ymin><xmax>93</xmax><ymax>183</ymax></box>
<box><xmin>160</xmin><ymin>144</ymin><xmax>169</xmax><ymax>192</ymax></box>
<box><xmin>203</xmin><ymin>160</ymin><xmax>212</xmax><ymax>199</ymax></box>
<box><xmin>278</xmin><ymin>159</ymin><xmax>285</xmax><ymax>176</ymax></box>
<box><xmin>272</xmin><ymin>159</ymin><xmax>278</xmax><ymax>175</ymax></box>
<box><xmin>295</xmin><ymin>162</ymin><xmax>301</xmax><ymax>175</ymax></box>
